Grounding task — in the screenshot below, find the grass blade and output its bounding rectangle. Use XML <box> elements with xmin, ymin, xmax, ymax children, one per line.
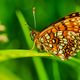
<box><xmin>52</xmin><ymin>61</ymin><xmax>61</xmax><ymax>80</ymax></box>
<box><xmin>0</xmin><ymin>50</ymin><xmax>53</xmax><ymax>62</ymax></box>
<box><xmin>16</xmin><ymin>10</ymin><xmax>49</xmax><ymax>80</ymax></box>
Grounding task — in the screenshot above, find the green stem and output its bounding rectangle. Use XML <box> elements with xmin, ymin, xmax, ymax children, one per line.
<box><xmin>52</xmin><ymin>61</ymin><xmax>61</xmax><ymax>80</ymax></box>
<box><xmin>16</xmin><ymin>11</ymin><xmax>33</xmax><ymax>48</ymax></box>
<box><xmin>0</xmin><ymin>50</ymin><xmax>53</xmax><ymax>62</ymax></box>
<box><xmin>16</xmin><ymin>10</ymin><xmax>49</xmax><ymax>80</ymax></box>
<box><xmin>70</xmin><ymin>57</ymin><xmax>80</xmax><ymax>64</ymax></box>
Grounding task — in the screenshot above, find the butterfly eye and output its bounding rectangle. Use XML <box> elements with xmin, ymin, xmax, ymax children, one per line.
<box><xmin>30</xmin><ymin>30</ymin><xmax>39</xmax><ymax>40</ymax></box>
<box><xmin>30</xmin><ymin>31</ymin><xmax>35</xmax><ymax>40</ymax></box>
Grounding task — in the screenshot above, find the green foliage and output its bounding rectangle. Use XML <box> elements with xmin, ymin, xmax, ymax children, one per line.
<box><xmin>0</xmin><ymin>0</ymin><xmax>80</xmax><ymax>80</ymax></box>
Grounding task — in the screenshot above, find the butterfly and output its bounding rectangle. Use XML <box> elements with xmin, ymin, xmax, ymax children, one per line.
<box><xmin>31</xmin><ymin>12</ymin><xmax>80</xmax><ymax>60</ymax></box>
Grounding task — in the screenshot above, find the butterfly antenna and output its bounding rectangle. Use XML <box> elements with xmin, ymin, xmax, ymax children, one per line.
<box><xmin>32</xmin><ymin>7</ymin><xmax>37</xmax><ymax>29</ymax></box>
<box><xmin>30</xmin><ymin>7</ymin><xmax>38</xmax><ymax>50</ymax></box>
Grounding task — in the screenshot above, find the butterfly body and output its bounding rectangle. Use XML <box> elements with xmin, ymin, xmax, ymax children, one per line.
<box><xmin>31</xmin><ymin>12</ymin><xmax>80</xmax><ymax>60</ymax></box>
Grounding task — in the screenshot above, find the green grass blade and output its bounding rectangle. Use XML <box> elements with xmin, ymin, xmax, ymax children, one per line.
<box><xmin>16</xmin><ymin>10</ymin><xmax>49</xmax><ymax>80</ymax></box>
<box><xmin>70</xmin><ymin>57</ymin><xmax>80</xmax><ymax>64</ymax></box>
<box><xmin>52</xmin><ymin>61</ymin><xmax>61</xmax><ymax>80</ymax></box>
<box><xmin>0</xmin><ymin>50</ymin><xmax>53</xmax><ymax>62</ymax></box>
<box><xmin>78</xmin><ymin>68</ymin><xmax>80</xmax><ymax>80</ymax></box>
<box><xmin>0</xmin><ymin>66</ymin><xmax>21</xmax><ymax>80</ymax></box>
<box><xmin>16</xmin><ymin>10</ymin><xmax>33</xmax><ymax>48</ymax></box>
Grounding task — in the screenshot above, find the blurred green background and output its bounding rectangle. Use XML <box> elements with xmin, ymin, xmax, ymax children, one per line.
<box><xmin>0</xmin><ymin>0</ymin><xmax>80</xmax><ymax>80</ymax></box>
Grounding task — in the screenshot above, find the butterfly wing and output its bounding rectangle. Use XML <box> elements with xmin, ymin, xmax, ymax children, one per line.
<box><xmin>35</xmin><ymin>12</ymin><xmax>80</xmax><ymax>60</ymax></box>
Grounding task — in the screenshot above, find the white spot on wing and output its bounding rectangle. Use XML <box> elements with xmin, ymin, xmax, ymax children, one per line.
<box><xmin>49</xmin><ymin>44</ymin><xmax>52</xmax><ymax>48</ymax></box>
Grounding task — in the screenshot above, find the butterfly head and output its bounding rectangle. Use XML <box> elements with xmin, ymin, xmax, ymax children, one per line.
<box><xmin>30</xmin><ymin>30</ymin><xmax>40</xmax><ymax>41</ymax></box>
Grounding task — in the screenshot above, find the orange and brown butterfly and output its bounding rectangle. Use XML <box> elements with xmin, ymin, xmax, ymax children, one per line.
<box><xmin>31</xmin><ymin>12</ymin><xmax>80</xmax><ymax>60</ymax></box>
